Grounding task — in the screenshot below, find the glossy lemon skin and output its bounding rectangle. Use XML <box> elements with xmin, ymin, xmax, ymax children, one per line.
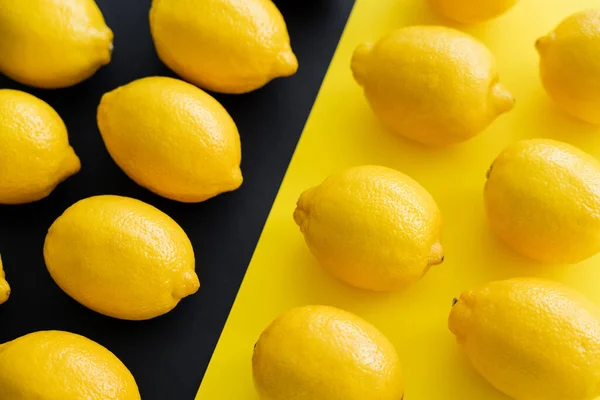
<box><xmin>149</xmin><ymin>0</ymin><xmax>298</xmax><ymax>94</ymax></box>
<box><xmin>44</xmin><ymin>195</ymin><xmax>199</xmax><ymax>320</ymax></box>
<box><xmin>294</xmin><ymin>165</ymin><xmax>443</xmax><ymax>292</ymax></box>
<box><xmin>485</xmin><ymin>139</ymin><xmax>600</xmax><ymax>264</ymax></box>
<box><xmin>537</xmin><ymin>9</ymin><xmax>600</xmax><ymax>124</ymax></box>
<box><xmin>429</xmin><ymin>0</ymin><xmax>519</xmax><ymax>23</ymax></box>
<box><xmin>449</xmin><ymin>278</ymin><xmax>600</xmax><ymax>400</ymax></box>
<box><xmin>0</xmin><ymin>331</ymin><xmax>140</xmax><ymax>400</ymax></box>
<box><xmin>0</xmin><ymin>89</ymin><xmax>80</xmax><ymax>204</ymax></box>
<box><xmin>98</xmin><ymin>77</ymin><xmax>242</xmax><ymax>203</ymax></box>
<box><xmin>253</xmin><ymin>305</ymin><xmax>404</xmax><ymax>400</ymax></box>
<box><xmin>351</xmin><ymin>26</ymin><xmax>514</xmax><ymax>146</ymax></box>
<box><xmin>0</xmin><ymin>0</ymin><xmax>113</xmax><ymax>88</ymax></box>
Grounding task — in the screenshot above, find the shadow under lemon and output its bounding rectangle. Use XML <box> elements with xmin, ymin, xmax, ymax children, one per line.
<box><xmin>521</xmin><ymin>89</ymin><xmax>600</xmax><ymax>154</ymax></box>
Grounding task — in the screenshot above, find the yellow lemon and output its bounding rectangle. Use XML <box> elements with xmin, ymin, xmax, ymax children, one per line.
<box><xmin>449</xmin><ymin>278</ymin><xmax>600</xmax><ymax>400</ymax></box>
<box><xmin>294</xmin><ymin>165</ymin><xmax>443</xmax><ymax>292</ymax></box>
<box><xmin>537</xmin><ymin>9</ymin><xmax>600</xmax><ymax>124</ymax></box>
<box><xmin>98</xmin><ymin>77</ymin><xmax>242</xmax><ymax>203</ymax></box>
<box><xmin>0</xmin><ymin>90</ymin><xmax>80</xmax><ymax>204</ymax></box>
<box><xmin>253</xmin><ymin>305</ymin><xmax>404</xmax><ymax>400</ymax></box>
<box><xmin>149</xmin><ymin>0</ymin><xmax>298</xmax><ymax>94</ymax></box>
<box><xmin>485</xmin><ymin>139</ymin><xmax>600</xmax><ymax>264</ymax></box>
<box><xmin>44</xmin><ymin>195</ymin><xmax>199</xmax><ymax>320</ymax></box>
<box><xmin>0</xmin><ymin>330</ymin><xmax>140</xmax><ymax>399</ymax></box>
<box><xmin>0</xmin><ymin>0</ymin><xmax>113</xmax><ymax>89</ymax></box>
<box><xmin>351</xmin><ymin>26</ymin><xmax>514</xmax><ymax>146</ymax></box>
<box><xmin>429</xmin><ymin>0</ymin><xmax>519</xmax><ymax>23</ymax></box>
<box><xmin>0</xmin><ymin>256</ymin><xmax>9</xmax><ymax>305</ymax></box>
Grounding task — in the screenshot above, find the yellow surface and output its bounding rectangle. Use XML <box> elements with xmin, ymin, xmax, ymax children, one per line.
<box><xmin>197</xmin><ymin>0</ymin><xmax>600</xmax><ymax>398</ymax></box>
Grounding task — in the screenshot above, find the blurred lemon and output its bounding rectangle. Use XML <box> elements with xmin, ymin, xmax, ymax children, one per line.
<box><xmin>98</xmin><ymin>77</ymin><xmax>242</xmax><ymax>203</ymax></box>
<box><xmin>0</xmin><ymin>256</ymin><xmax>9</xmax><ymax>305</ymax></box>
<box><xmin>44</xmin><ymin>195</ymin><xmax>199</xmax><ymax>320</ymax></box>
<box><xmin>253</xmin><ymin>305</ymin><xmax>404</xmax><ymax>400</ymax></box>
<box><xmin>537</xmin><ymin>9</ymin><xmax>600</xmax><ymax>124</ymax></box>
<box><xmin>149</xmin><ymin>0</ymin><xmax>298</xmax><ymax>94</ymax></box>
<box><xmin>0</xmin><ymin>0</ymin><xmax>113</xmax><ymax>88</ymax></box>
<box><xmin>0</xmin><ymin>89</ymin><xmax>80</xmax><ymax>204</ymax></box>
<box><xmin>485</xmin><ymin>139</ymin><xmax>600</xmax><ymax>264</ymax></box>
<box><xmin>294</xmin><ymin>165</ymin><xmax>443</xmax><ymax>291</ymax></box>
<box><xmin>352</xmin><ymin>26</ymin><xmax>514</xmax><ymax>146</ymax></box>
<box><xmin>450</xmin><ymin>278</ymin><xmax>600</xmax><ymax>400</ymax></box>
<box><xmin>0</xmin><ymin>330</ymin><xmax>140</xmax><ymax>399</ymax></box>
<box><xmin>429</xmin><ymin>0</ymin><xmax>519</xmax><ymax>23</ymax></box>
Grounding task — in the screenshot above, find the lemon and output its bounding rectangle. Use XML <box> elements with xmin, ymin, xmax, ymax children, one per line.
<box><xmin>429</xmin><ymin>0</ymin><xmax>519</xmax><ymax>23</ymax></box>
<box><xmin>0</xmin><ymin>330</ymin><xmax>140</xmax><ymax>399</ymax></box>
<box><xmin>294</xmin><ymin>165</ymin><xmax>443</xmax><ymax>292</ymax></box>
<box><xmin>98</xmin><ymin>77</ymin><xmax>242</xmax><ymax>203</ymax></box>
<box><xmin>0</xmin><ymin>256</ymin><xmax>9</xmax><ymax>305</ymax></box>
<box><xmin>0</xmin><ymin>90</ymin><xmax>80</xmax><ymax>204</ymax></box>
<box><xmin>449</xmin><ymin>278</ymin><xmax>600</xmax><ymax>400</ymax></box>
<box><xmin>44</xmin><ymin>195</ymin><xmax>199</xmax><ymax>320</ymax></box>
<box><xmin>0</xmin><ymin>0</ymin><xmax>113</xmax><ymax>89</ymax></box>
<box><xmin>253</xmin><ymin>305</ymin><xmax>404</xmax><ymax>400</ymax></box>
<box><xmin>537</xmin><ymin>9</ymin><xmax>600</xmax><ymax>124</ymax></box>
<box><xmin>351</xmin><ymin>26</ymin><xmax>514</xmax><ymax>146</ymax></box>
<box><xmin>149</xmin><ymin>0</ymin><xmax>298</xmax><ymax>94</ymax></box>
<box><xmin>485</xmin><ymin>139</ymin><xmax>600</xmax><ymax>264</ymax></box>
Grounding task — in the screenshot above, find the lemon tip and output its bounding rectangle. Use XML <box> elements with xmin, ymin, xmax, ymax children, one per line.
<box><xmin>0</xmin><ymin>280</ymin><xmax>10</xmax><ymax>304</ymax></box>
<box><xmin>428</xmin><ymin>242</ymin><xmax>444</xmax><ymax>266</ymax></box>
<box><xmin>486</xmin><ymin>163</ymin><xmax>495</xmax><ymax>179</ymax></box>
<box><xmin>490</xmin><ymin>83</ymin><xmax>515</xmax><ymax>114</ymax></box>
<box><xmin>276</xmin><ymin>50</ymin><xmax>299</xmax><ymax>77</ymax></box>
<box><xmin>64</xmin><ymin>150</ymin><xmax>82</xmax><ymax>175</ymax></box>
<box><xmin>229</xmin><ymin>168</ymin><xmax>243</xmax><ymax>189</ymax></box>
<box><xmin>535</xmin><ymin>33</ymin><xmax>555</xmax><ymax>53</ymax></box>
<box><xmin>448</xmin><ymin>297</ymin><xmax>471</xmax><ymax>341</ymax></box>
<box><xmin>351</xmin><ymin>42</ymin><xmax>374</xmax><ymax>86</ymax></box>
<box><xmin>293</xmin><ymin>206</ymin><xmax>308</xmax><ymax>231</ymax></box>
<box><xmin>173</xmin><ymin>271</ymin><xmax>200</xmax><ymax>299</ymax></box>
<box><xmin>294</xmin><ymin>189</ymin><xmax>314</xmax><ymax>231</ymax></box>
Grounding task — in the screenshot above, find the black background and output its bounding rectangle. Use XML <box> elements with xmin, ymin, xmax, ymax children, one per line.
<box><xmin>0</xmin><ymin>1</ymin><xmax>355</xmax><ymax>399</ymax></box>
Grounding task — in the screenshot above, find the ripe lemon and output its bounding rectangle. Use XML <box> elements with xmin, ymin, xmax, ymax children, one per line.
<box><xmin>0</xmin><ymin>89</ymin><xmax>80</xmax><ymax>204</ymax></box>
<box><xmin>485</xmin><ymin>139</ymin><xmax>600</xmax><ymax>264</ymax></box>
<box><xmin>0</xmin><ymin>256</ymin><xmax>9</xmax><ymax>305</ymax></box>
<box><xmin>0</xmin><ymin>330</ymin><xmax>140</xmax><ymax>399</ymax></box>
<box><xmin>0</xmin><ymin>0</ymin><xmax>113</xmax><ymax>88</ymax></box>
<box><xmin>294</xmin><ymin>165</ymin><xmax>443</xmax><ymax>292</ymax></box>
<box><xmin>351</xmin><ymin>26</ymin><xmax>514</xmax><ymax>146</ymax></box>
<box><xmin>98</xmin><ymin>77</ymin><xmax>242</xmax><ymax>203</ymax></box>
<box><xmin>429</xmin><ymin>0</ymin><xmax>519</xmax><ymax>23</ymax></box>
<box><xmin>537</xmin><ymin>9</ymin><xmax>600</xmax><ymax>124</ymax></box>
<box><xmin>449</xmin><ymin>278</ymin><xmax>600</xmax><ymax>400</ymax></box>
<box><xmin>44</xmin><ymin>195</ymin><xmax>199</xmax><ymax>320</ymax></box>
<box><xmin>253</xmin><ymin>305</ymin><xmax>404</xmax><ymax>400</ymax></box>
<box><xmin>149</xmin><ymin>0</ymin><xmax>298</xmax><ymax>94</ymax></box>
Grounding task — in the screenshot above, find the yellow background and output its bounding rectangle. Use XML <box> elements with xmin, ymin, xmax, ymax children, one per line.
<box><xmin>197</xmin><ymin>0</ymin><xmax>600</xmax><ymax>398</ymax></box>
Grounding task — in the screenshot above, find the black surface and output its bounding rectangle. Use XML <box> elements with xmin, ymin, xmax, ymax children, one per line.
<box><xmin>0</xmin><ymin>1</ymin><xmax>355</xmax><ymax>399</ymax></box>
